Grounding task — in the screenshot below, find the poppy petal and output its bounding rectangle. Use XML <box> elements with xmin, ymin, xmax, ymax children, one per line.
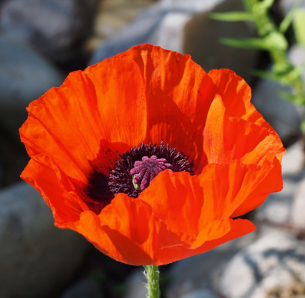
<box><xmin>232</xmin><ymin>157</ymin><xmax>283</xmax><ymax>217</ymax></box>
<box><xmin>157</xmin><ymin>218</ymin><xmax>255</xmax><ymax>264</ymax></box>
<box><xmin>131</xmin><ymin>45</ymin><xmax>217</xmax><ymax>168</ymax></box>
<box><xmin>20</xmin><ymin>44</ymin><xmax>216</xmax><ymax>184</ymax></box>
<box><xmin>138</xmin><ymin>160</ymin><xmax>276</xmax><ymax>241</ymax></box>
<box><xmin>71</xmin><ymin>193</ymin><xmax>254</xmax><ymax>265</ymax></box>
<box><xmin>21</xmin><ymin>154</ymin><xmax>88</xmax><ymax>226</ymax></box>
<box><xmin>70</xmin><ymin>194</ymin><xmax>255</xmax><ymax>265</ymax></box>
<box><xmin>203</xmin><ymin>95</ymin><xmax>284</xmax><ymax>165</ymax></box>
<box><xmin>19</xmin><ymin>45</ymin><xmax>284</xmax><ymax>266</ymax></box>
<box><xmin>70</xmin><ymin>194</ymin><xmax>183</xmax><ymax>265</ymax></box>
<box><xmin>208</xmin><ymin>69</ymin><xmax>284</xmax><ymax>136</ymax></box>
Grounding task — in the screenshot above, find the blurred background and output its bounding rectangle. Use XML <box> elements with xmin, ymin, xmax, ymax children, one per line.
<box><xmin>0</xmin><ymin>0</ymin><xmax>305</xmax><ymax>298</ymax></box>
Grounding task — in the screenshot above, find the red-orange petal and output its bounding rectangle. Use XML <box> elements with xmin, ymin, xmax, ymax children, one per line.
<box><xmin>20</xmin><ymin>45</ymin><xmax>219</xmax><ymax>187</ymax></box>
<box><xmin>68</xmin><ymin>193</ymin><xmax>255</xmax><ymax>265</ymax></box>
<box><xmin>157</xmin><ymin>218</ymin><xmax>255</xmax><ymax>265</ymax></box>
<box><xmin>19</xmin><ymin>45</ymin><xmax>285</xmax><ymax>266</ymax></box>
<box><xmin>204</xmin><ymin>94</ymin><xmax>284</xmax><ymax>165</ymax></box>
<box><xmin>138</xmin><ymin>160</ymin><xmax>278</xmax><ymax>241</ymax></box>
<box><xmin>68</xmin><ymin>192</ymin><xmax>255</xmax><ymax>265</ymax></box>
<box><xmin>21</xmin><ymin>154</ymin><xmax>88</xmax><ymax>226</ymax></box>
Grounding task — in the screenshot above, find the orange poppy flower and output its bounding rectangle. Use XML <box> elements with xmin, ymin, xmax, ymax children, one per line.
<box><xmin>20</xmin><ymin>44</ymin><xmax>285</xmax><ymax>266</ymax></box>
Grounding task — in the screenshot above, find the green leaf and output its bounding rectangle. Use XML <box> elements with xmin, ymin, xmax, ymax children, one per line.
<box><xmin>260</xmin><ymin>0</ymin><xmax>275</xmax><ymax>9</ymax></box>
<box><xmin>280</xmin><ymin>91</ymin><xmax>305</xmax><ymax>104</ymax></box>
<box><xmin>287</xmin><ymin>62</ymin><xmax>305</xmax><ymax>82</ymax></box>
<box><xmin>301</xmin><ymin>119</ymin><xmax>305</xmax><ymax>132</ymax></box>
<box><xmin>253</xmin><ymin>0</ymin><xmax>275</xmax><ymax>14</ymax></box>
<box><xmin>294</xmin><ymin>10</ymin><xmax>305</xmax><ymax>48</ymax></box>
<box><xmin>264</xmin><ymin>32</ymin><xmax>288</xmax><ymax>50</ymax></box>
<box><xmin>220</xmin><ymin>38</ymin><xmax>269</xmax><ymax>50</ymax></box>
<box><xmin>279</xmin><ymin>0</ymin><xmax>298</xmax><ymax>33</ymax></box>
<box><xmin>251</xmin><ymin>69</ymin><xmax>289</xmax><ymax>84</ymax></box>
<box><xmin>209</xmin><ymin>11</ymin><xmax>254</xmax><ymax>21</ymax></box>
<box><xmin>220</xmin><ymin>32</ymin><xmax>288</xmax><ymax>51</ymax></box>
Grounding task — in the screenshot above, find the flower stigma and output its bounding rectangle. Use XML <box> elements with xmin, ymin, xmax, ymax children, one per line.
<box><xmin>108</xmin><ymin>142</ymin><xmax>193</xmax><ymax>198</ymax></box>
<box><xmin>131</xmin><ymin>155</ymin><xmax>173</xmax><ymax>190</ymax></box>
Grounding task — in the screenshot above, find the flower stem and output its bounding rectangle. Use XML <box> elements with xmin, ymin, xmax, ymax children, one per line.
<box><xmin>144</xmin><ymin>265</ymin><xmax>160</xmax><ymax>298</ymax></box>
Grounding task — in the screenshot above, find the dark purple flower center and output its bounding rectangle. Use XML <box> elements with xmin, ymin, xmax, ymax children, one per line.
<box><xmin>108</xmin><ymin>142</ymin><xmax>193</xmax><ymax>198</ymax></box>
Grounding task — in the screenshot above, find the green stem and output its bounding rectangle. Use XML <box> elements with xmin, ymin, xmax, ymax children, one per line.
<box><xmin>144</xmin><ymin>265</ymin><xmax>160</xmax><ymax>298</ymax></box>
<box><xmin>244</xmin><ymin>0</ymin><xmax>305</xmax><ymax>103</ymax></box>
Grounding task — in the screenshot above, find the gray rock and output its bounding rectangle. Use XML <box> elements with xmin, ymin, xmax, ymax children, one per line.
<box><xmin>220</xmin><ymin>230</ymin><xmax>305</xmax><ymax>298</ymax></box>
<box><xmin>166</xmin><ymin>231</ymin><xmax>257</xmax><ymax>298</ymax></box>
<box><xmin>256</xmin><ymin>140</ymin><xmax>305</xmax><ymax>225</ymax></box>
<box><xmin>0</xmin><ymin>35</ymin><xmax>63</xmax><ymax>139</ymax></box>
<box><xmin>0</xmin><ymin>182</ymin><xmax>90</xmax><ymax>298</ymax></box>
<box><xmin>180</xmin><ymin>288</ymin><xmax>220</xmax><ymax>298</ymax></box>
<box><xmin>61</xmin><ymin>279</ymin><xmax>103</xmax><ymax>298</ymax></box>
<box><xmin>251</xmin><ymin>78</ymin><xmax>303</xmax><ymax>146</ymax></box>
<box><xmin>159</xmin><ymin>0</ymin><xmax>223</xmax><ymax>10</ymax></box>
<box><xmin>122</xmin><ymin>269</ymin><xmax>147</xmax><ymax>298</ymax></box>
<box><xmin>281</xmin><ymin>140</ymin><xmax>305</xmax><ymax>176</ymax></box>
<box><xmin>279</xmin><ymin>0</ymin><xmax>305</xmax><ymax>16</ymax></box>
<box><xmin>0</xmin><ymin>0</ymin><xmax>99</xmax><ymax>64</ymax></box>
<box><xmin>90</xmin><ymin>0</ymin><xmax>258</xmax><ymax>84</ymax></box>
<box><xmin>289</xmin><ymin>45</ymin><xmax>305</xmax><ymax>82</ymax></box>
<box><xmin>291</xmin><ymin>176</ymin><xmax>305</xmax><ymax>230</ymax></box>
<box><xmin>183</xmin><ymin>0</ymin><xmax>258</xmax><ymax>83</ymax></box>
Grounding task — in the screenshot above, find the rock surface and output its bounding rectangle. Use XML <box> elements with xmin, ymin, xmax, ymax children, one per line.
<box><xmin>180</xmin><ymin>288</ymin><xmax>220</xmax><ymax>298</ymax></box>
<box><xmin>220</xmin><ymin>230</ymin><xmax>305</xmax><ymax>298</ymax></box>
<box><xmin>0</xmin><ymin>0</ymin><xmax>99</xmax><ymax>65</ymax></box>
<box><xmin>90</xmin><ymin>0</ymin><xmax>258</xmax><ymax>83</ymax></box>
<box><xmin>87</xmin><ymin>0</ymin><xmax>155</xmax><ymax>51</ymax></box>
<box><xmin>166</xmin><ymin>231</ymin><xmax>257</xmax><ymax>298</ymax></box>
<box><xmin>183</xmin><ymin>0</ymin><xmax>257</xmax><ymax>84</ymax></box>
<box><xmin>61</xmin><ymin>279</ymin><xmax>103</xmax><ymax>298</ymax></box>
<box><xmin>256</xmin><ymin>140</ymin><xmax>305</xmax><ymax>225</ymax></box>
<box><xmin>291</xmin><ymin>175</ymin><xmax>305</xmax><ymax>230</ymax></box>
<box><xmin>122</xmin><ymin>269</ymin><xmax>147</xmax><ymax>298</ymax></box>
<box><xmin>0</xmin><ymin>35</ymin><xmax>63</xmax><ymax>140</ymax></box>
<box><xmin>279</xmin><ymin>0</ymin><xmax>305</xmax><ymax>15</ymax></box>
<box><xmin>0</xmin><ymin>182</ymin><xmax>90</xmax><ymax>298</ymax></box>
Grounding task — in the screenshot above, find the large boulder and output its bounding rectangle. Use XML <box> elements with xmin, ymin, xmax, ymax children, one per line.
<box><xmin>60</xmin><ymin>279</ymin><xmax>103</xmax><ymax>298</ymax></box>
<box><xmin>0</xmin><ymin>182</ymin><xmax>90</xmax><ymax>298</ymax></box>
<box><xmin>183</xmin><ymin>0</ymin><xmax>257</xmax><ymax>84</ymax></box>
<box><xmin>291</xmin><ymin>175</ymin><xmax>305</xmax><ymax>231</ymax></box>
<box><xmin>279</xmin><ymin>0</ymin><xmax>305</xmax><ymax>15</ymax></box>
<box><xmin>90</xmin><ymin>0</ymin><xmax>259</xmax><ymax>83</ymax></box>
<box><xmin>256</xmin><ymin>140</ymin><xmax>305</xmax><ymax>226</ymax></box>
<box><xmin>220</xmin><ymin>230</ymin><xmax>305</xmax><ymax>298</ymax></box>
<box><xmin>0</xmin><ymin>35</ymin><xmax>63</xmax><ymax>140</ymax></box>
<box><xmin>0</xmin><ymin>0</ymin><xmax>99</xmax><ymax>65</ymax></box>
<box><xmin>166</xmin><ymin>231</ymin><xmax>257</xmax><ymax>298</ymax></box>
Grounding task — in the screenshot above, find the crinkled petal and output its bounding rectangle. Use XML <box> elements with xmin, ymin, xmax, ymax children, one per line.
<box><xmin>232</xmin><ymin>157</ymin><xmax>283</xmax><ymax>217</ymax></box>
<box><xmin>68</xmin><ymin>193</ymin><xmax>254</xmax><ymax>265</ymax></box>
<box><xmin>158</xmin><ymin>218</ymin><xmax>255</xmax><ymax>264</ymax></box>
<box><xmin>21</xmin><ymin>154</ymin><xmax>88</xmax><ymax>226</ymax></box>
<box><xmin>20</xmin><ymin>45</ymin><xmax>219</xmax><ymax>186</ymax></box>
<box><xmin>204</xmin><ymin>94</ymin><xmax>284</xmax><ymax>165</ymax></box>
<box><xmin>138</xmin><ymin>160</ymin><xmax>280</xmax><ymax>241</ymax></box>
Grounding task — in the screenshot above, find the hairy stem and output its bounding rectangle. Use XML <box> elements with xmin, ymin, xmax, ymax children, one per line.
<box><xmin>144</xmin><ymin>265</ymin><xmax>160</xmax><ymax>298</ymax></box>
